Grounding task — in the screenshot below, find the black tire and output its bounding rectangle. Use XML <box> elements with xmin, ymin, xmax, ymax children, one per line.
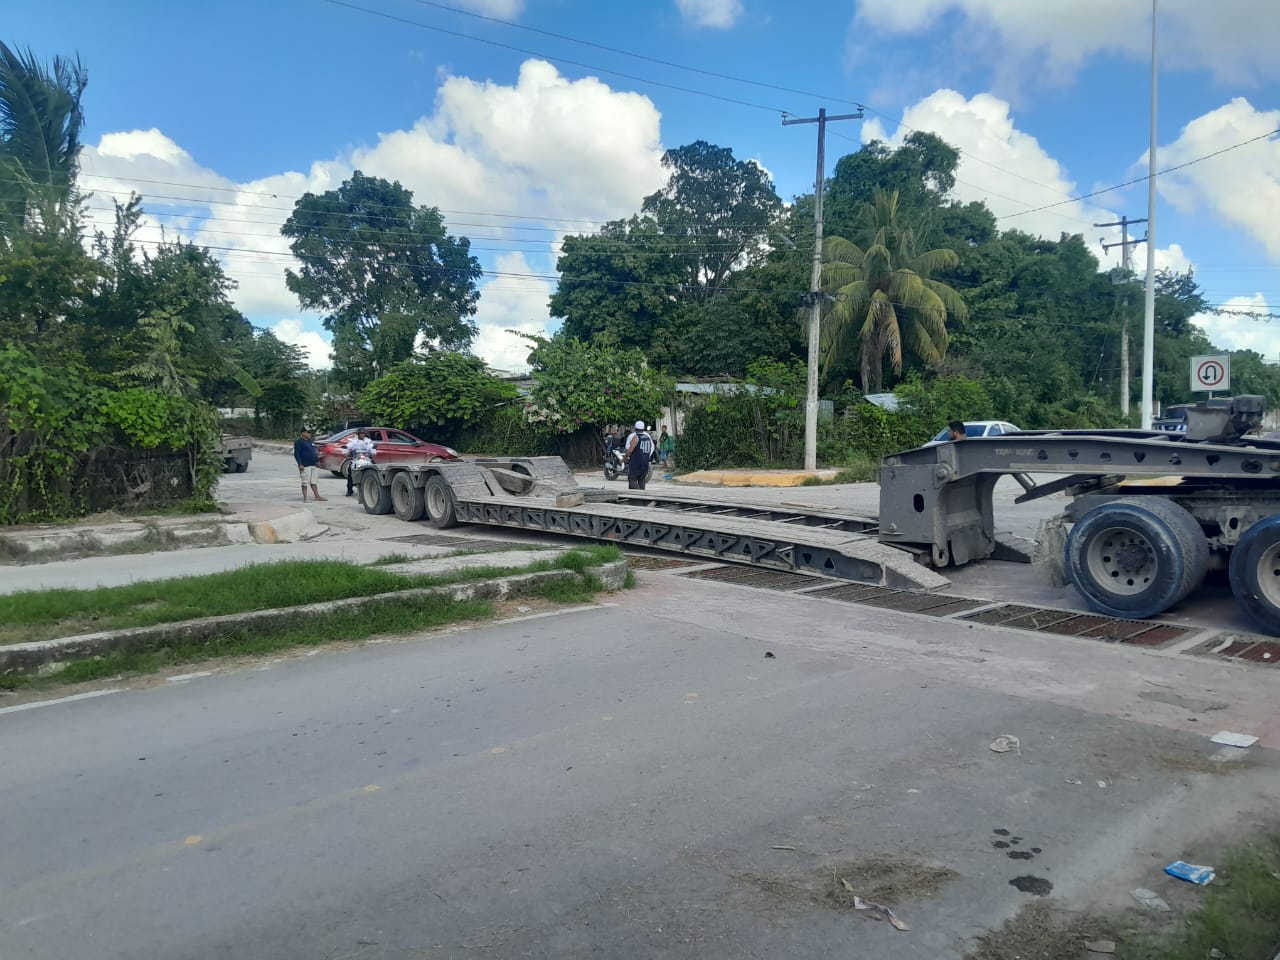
<box><xmin>424</xmin><ymin>474</ymin><xmax>459</xmax><ymax>529</ymax></box>
<box><xmin>1229</xmin><ymin>515</ymin><xmax>1280</xmax><ymax>636</ymax></box>
<box><xmin>604</xmin><ymin>463</ymin><xmax>619</xmax><ymax>481</ymax></box>
<box><xmin>1064</xmin><ymin>497</ymin><xmax>1208</xmax><ymax>618</ymax></box>
<box><xmin>391</xmin><ymin>471</ymin><xmax>426</xmax><ymax>522</ymax></box>
<box><xmin>360</xmin><ymin>470</ymin><xmax>393</xmax><ymax>515</ymax></box>
<box><xmin>223</xmin><ymin>458</ymin><xmax>235</xmax><ymax>473</ymax></box>
<box><xmin>234</xmin><ymin>459</ymin><xmax>249</xmax><ymax>473</ymax></box>
<box><xmin>330</xmin><ymin>470</ymin><xmax>344</xmax><ymax>478</ymax></box>
<box><xmin>340</xmin><ymin>457</ymin><xmax>354</xmax><ymax>479</ymax></box>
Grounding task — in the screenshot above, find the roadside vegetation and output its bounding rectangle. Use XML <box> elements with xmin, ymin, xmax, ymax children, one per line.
<box><xmin>971</xmin><ymin>831</ymin><xmax>1280</xmax><ymax>960</ymax></box>
<box><xmin>0</xmin><ymin>546</ymin><xmax>621</xmax><ymax>646</ymax></box>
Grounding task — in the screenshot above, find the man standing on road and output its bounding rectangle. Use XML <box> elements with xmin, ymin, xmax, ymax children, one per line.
<box><xmin>624</xmin><ymin>420</ymin><xmax>654</xmax><ymax>490</ymax></box>
<box><xmin>343</xmin><ymin>429</ymin><xmax>377</xmax><ymax>497</ymax></box>
<box><xmin>294</xmin><ymin>428</ymin><xmax>326</xmax><ymax>503</ymax></box>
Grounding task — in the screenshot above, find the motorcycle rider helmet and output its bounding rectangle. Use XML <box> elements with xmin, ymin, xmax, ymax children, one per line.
<box><xmin>634</xmin><ymin>420</ymin><xmax>645</xmax><ymax>430</ymax></box>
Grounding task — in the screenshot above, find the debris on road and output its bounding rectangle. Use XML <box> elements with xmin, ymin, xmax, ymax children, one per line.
<box><xmin>1165</xmin><ymin>860</ymin><xmax>1215</xmax><ymax>884</ymax></box>
<box><xmin>1132</xmin><ymin>887</ymin><xmax>1172</xmax><ymax>912</ymax></box>
<box><xmin>771</xmin><ymin>845</ymin><xmax>796</xmax><ymax>851</ymax></box>
<box><xmin>989</xmin><ymin>734</ymin><xmax>1021</xmax><ymax>755</ymax></box>
<box><xmin>1084</xmin><ymin>940</ymin><xmax>1117</xmax><ymax>954</ymax></box>
<box><xmin>1210</xmin><ymin>730</ymin><xmax>1259</xmax><ymax>748</ymax></box>
<box><xmin>763</xmin><ymin>651</ymin><xmax>776</xmax><ymax>659</ymax></box>
<box><xmin>850</xmin><ymin>893</ymin><xmax>909</xmax><ymax>931</ymax></box>
<box><xmin>1065</xmin><ymin>778</ymin><xmax>1083</xmax><ymax>785</ymax></box>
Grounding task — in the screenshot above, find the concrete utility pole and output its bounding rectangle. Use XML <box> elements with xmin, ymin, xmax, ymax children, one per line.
<box><xmin>783</xmin><ymin>107</ymin><xmax>863</xmax><ymax>472</ymax></box>
<box><xmin>1095</xmin><ymin>215</ymin><xmax>1147</xmax><ymax>417</ymax></box>
<box><xmin>1141</xmin><ymin>0</ymin><xmax>1160</xmax><ymax>429</ymax></box>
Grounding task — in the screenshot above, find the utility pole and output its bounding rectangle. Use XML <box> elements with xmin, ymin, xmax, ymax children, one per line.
<box><xmin>1141</xmin><ymin>0</ymin><xmax>1159</xmax><ymax>429</ymax></box>
<box><xmin>783</xmin><ymin>107</ymin><xmax>863</xmax><ymax>472</ymax></box>
<box><xmin>1095</xmin><ymin>215</ymin><xmax>1147</xmax><ymax>418</ymax></box>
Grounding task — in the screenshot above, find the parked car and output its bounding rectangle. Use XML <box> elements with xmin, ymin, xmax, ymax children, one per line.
<box><xmin>926</xmin><ymin>420</ymin><xmax>1021</xmax><ymax>444</ymax></box>
<box><xmin>315</xmin><ymin>427</ymin><xmax>460</xmax><ymax>478</ymax></box>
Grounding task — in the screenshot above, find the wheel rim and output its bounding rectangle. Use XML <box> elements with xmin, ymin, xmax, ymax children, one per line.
<box><xmin>1085</xmin><ymin>524</ymin><xmax>1156</xmax><ymax>596</ymax></box>
<box><xmin>1256</xmin><ymin>541</ymin><xmax>1280</xmax><ymax>609</ymax></box>
<box><xmin>427</xmin><ymin>482</ymin><xmax>447</xmax><ymax>517</ymax></box>
<box><xmin>392</xmin><ymin>479</ymin><xmax>409</xmax><ymax>513</ymax></box>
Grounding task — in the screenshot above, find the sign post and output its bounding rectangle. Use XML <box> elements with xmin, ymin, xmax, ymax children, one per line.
<box><xmin>1190</xmin><ymin>355</ymin><xmax>1230</xmax><ymax>397</ymax></box>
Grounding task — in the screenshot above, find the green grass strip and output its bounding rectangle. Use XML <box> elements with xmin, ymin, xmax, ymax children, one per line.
<box><xmin>0</xmin><ymin>546</ymin><xmax>622</xmax><ymax>646</ymax></box>
<box><xmin>1</xmin><ymin>593</ymin><xmax>495</xmax><ymax>691</ymax></box>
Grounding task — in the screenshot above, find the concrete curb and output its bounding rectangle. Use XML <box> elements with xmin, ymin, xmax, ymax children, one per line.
<box><xmin>0</xmin><ymin>560</ymin><xmax>627</xmax><ymax>677</ymax></box>
<box><xmin>0</xmin><ymin>518</ymin><xmax>240</xmax><ymax>564</ymax></box>
<box><xmin>244</xmin><ymin>509</ymin><xmax>324</xmax><ymax>544</ymax></box>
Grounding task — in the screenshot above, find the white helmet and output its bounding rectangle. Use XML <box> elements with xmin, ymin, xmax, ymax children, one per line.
<box><xmin>634</xmin><ymin>420</ymin><xmax>646</xmax><ymax>430</ymax></box>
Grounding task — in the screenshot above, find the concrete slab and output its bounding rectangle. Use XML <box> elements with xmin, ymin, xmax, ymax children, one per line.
<box><xmin>676</xmin><ymin>468</ymin><xmax>841</xmax><ymax>487</ymax></box>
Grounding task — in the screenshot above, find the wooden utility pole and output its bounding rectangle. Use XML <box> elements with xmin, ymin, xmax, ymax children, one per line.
<box><xmin>783</xmin><ymin>107</ymin><xmax>863</xmax><ymax>472</ymax></box>
<box><xmin>1096</xmin><ymin>215</ymin><xmax>1147</xmax><ymax>417</ymax></box>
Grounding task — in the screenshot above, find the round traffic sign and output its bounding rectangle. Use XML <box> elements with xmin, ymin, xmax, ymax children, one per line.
<box><xmin>1196</xmin><ymin>359</ymin><xmax>1225</xmax><ymax>388</ymax></box>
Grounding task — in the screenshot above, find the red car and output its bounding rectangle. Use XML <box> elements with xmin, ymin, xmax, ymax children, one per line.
<box><xmin>316</xmin><ymin>427</ymin><xmax>460</xmax><ymax>478</ymax></box>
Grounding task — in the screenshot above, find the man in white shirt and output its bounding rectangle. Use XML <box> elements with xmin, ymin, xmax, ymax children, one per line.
<box><xmin>343</xmin><ymin>429</ymin><xmax>377</xmax><ymax>497</ymax></box>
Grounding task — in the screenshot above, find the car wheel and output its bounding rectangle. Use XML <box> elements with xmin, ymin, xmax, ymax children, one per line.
<box><xmin>390</xmin><ymin>471</ymin><xmax>426</xmax><ymax>522</ymax></box>
<box><xmin>424</xmin><ymin>474</ymin><xmax>459</xmax><ymax>529</ymax></box>
<box><xmin>1229</xmin><ymin>515</ymin><xmax>1280</xmax><ymax>636</ymax></box>
<box><xmin>1064</xmin><ymin>497</ymin><xmax>1208</xmax><ymax>618</ymax></box>
<box><xmin>330</xmin><ymin>470</ymin><xmax>344</xmax><ymax>478</ymax></box>
<box><xmin>360</xmin><ymin>470</ymin><xmax>393</xmax><ymax>515</ymax></box>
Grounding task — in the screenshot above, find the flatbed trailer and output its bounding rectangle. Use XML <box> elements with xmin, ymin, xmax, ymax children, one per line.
<box><xmin>879</xmin><ymin>395</ymin><xmax>1280</xmax><ymax>635</ymax></box>
<box><xmin>354</xmin><ymin>455</ymin><xmax>944</xmax><ymax>590</ymax></box>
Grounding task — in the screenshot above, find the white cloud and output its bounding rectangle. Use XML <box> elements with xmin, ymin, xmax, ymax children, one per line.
<box><xmin>853</xmin><ymin>0</ymin><xmax>1280</xmax><ymax>85</ymax></box>
<box><xmin>75</xmin><ymin>61</ymin><xmax>667</xmax><ymax>371</ymax></box>
<box><xmin>451</xmin><ymin>0</ymin><xmax>524</xmax><ymax>16</ymax></box>
<box><xmin>1192</xmin><ymin>294</ymin><xmax>1277</xmax><ymax>357</ymax></box>
<box><xmin>469</xmin><ymin>253</ymin><xmax>557</xmax><ymax>374</ymax></box>
<box><xmin>675</xmin><ymin>0</ymin><xmax>744</xmax><ymax>29</ymax></box>
<box><xmin>1152</xmin><ymin>243</ymin><xmax>1193</xmax><ymax>274</ymax></box>
<box><xmin>861</xmin><ymin>89</ymin><xmax>1119</xmax><ymax>240</ymax></box>
<box><xmin>1153</xmin><ymin>98</ymin><xmax>1280</xmax><ymax>262</ymax></box>
<box><xmin>271</xmin><ymin>319</ymin><xmax>333</xmax><ymax>370</ymax></box>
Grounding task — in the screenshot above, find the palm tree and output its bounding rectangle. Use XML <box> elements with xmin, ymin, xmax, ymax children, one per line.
<box><xmin>819</xmin><ymin>189</ymin><xmax>967</xmax><ymax>392</ymax></box>
<box><xmin>0</xmin><ymin>42</ymin><xmax>87</xmax><ymax>241</ymax></box>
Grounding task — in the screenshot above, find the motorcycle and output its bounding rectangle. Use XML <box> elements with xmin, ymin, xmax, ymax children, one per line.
<box><xmin>603</xmin><ymin>447</ymin><xmax>625</xmax><ymax>481</ymax></box>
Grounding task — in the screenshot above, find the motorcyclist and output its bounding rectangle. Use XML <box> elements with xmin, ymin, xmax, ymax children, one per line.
<box><xmin>343</xmin><ymin>428</ymin><xmax>377</xmax><ymax>497</ymax></box>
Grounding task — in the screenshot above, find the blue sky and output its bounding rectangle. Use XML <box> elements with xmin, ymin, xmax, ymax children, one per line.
<box><xmin>9</xmin><ymin>0</ymin><xmax>1280</xmax><ymax>371</ymax></box>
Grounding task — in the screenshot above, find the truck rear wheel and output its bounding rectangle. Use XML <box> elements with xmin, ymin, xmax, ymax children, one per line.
<box><xmin>1229</xmin><ymin>515</ymin><xmax>1280</xmax><ymax>636</ymax></box>
<box><xmin>424</xmin><ymin>474</ymin><xmax>459</xmax><ymax>529</ymax></box>
<box><xmin>391</xmin><ymin>471</ymin><xmax>426</xmax><ymax>522</ymax></box>
<box><xmin>360</xmin><ymin>470</ymin><xmax>393</xmax><ymax>515</ymax></box>
<box><xmin>1065</xmin><ymin>497</ymin><xmax>1208</xmax><ymax>619</ymax></box>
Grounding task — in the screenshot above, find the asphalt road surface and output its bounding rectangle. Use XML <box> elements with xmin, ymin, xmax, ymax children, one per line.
<box><xmin>4</xmin><ymin>573</ymin><xmax>1278</xmax><ymax>959</ymax></box>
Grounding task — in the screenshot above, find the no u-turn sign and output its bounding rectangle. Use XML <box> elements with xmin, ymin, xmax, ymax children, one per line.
<box><xmin>1190</xmin><ymin>354</ymin><xmax>1230</xmax><ymax>392</ymax></box>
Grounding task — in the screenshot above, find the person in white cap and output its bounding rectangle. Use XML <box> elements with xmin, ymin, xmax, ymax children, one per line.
<box><xmin>623</xmin><ymin>419</ymin><xmax>654</xmax><ymax>490</ymax></box>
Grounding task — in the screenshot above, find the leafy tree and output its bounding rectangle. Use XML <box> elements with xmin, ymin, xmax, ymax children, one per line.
<box><xmin>522</xmin><ymin>332</ymin><xmax>673</xmax><ymax>433</ymax></box>
<box><xmin>281</xmin><ymin>171</ymin><xmax>482</xmax><ymax>391</ymax></box>
<box><xmin>358</xmin><ymin>352</ymin><xmax>516</xmax><ymax>436</ymax></box>
<box><xmin>820</xmin><ymin>189</ymin><xmax>967</xmax><ymax>392</ymax></box>
<box><xmin>0</xmin><ymin>41</ymin><xmax>87</xmax><ymax>240</ymax></box>
<box><xmin>239</xmin><ymin>329</ymin><xmax>310</xmax><ymax>429</ymax></box>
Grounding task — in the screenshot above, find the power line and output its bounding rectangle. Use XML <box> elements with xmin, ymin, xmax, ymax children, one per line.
<box><xmin>321</xmin><ymin>0</ymin><xmax>791</xmax><ymax>115</ymax></box>
<box><xmin>999</xmin><ymin>126</ymin><xmax>1280</xmax><ymax>221</ymax></box>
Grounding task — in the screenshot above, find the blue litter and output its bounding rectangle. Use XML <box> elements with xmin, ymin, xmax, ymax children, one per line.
<box><xmin>1165</xmin><ymin>861</ymin><xmax>1215</xmax><ymax>885</ymax></box>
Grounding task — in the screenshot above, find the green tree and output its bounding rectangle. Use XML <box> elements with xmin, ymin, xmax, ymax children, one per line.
<box><xmin>522</xmin><ymin>332</ymin><xmax>673</xmax><ymax>433</ymax></box>
<box><xmin>820</xmin><ymin>189</ymin><xmax>967</xmax><ymax>392</ymax></box>
<box><xmin>0</xmin><ymin>41</ymin><xmax>87</xmax><ymax>241</ymax></box>
<box><xmin>240</xmin><ymin>329</ymin><xmax>310</xmax><ymax>430</ymax></box>
<box><xmin>281</xmin><ymin>171</ymin><xmax>482</xmax><ymax>392</ymax></box>
<box><xmin>358</xmin><ymin>352</ymin><xmax>516</xmax><ymax>437</ymax></box>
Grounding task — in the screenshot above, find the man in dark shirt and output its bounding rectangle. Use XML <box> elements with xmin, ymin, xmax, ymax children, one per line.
<box><xmin>293</xmin><ymin>428</ymin><xmax>326</xmax><ymax>502</ymax></box>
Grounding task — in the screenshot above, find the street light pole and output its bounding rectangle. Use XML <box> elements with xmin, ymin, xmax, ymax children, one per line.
<box><xmin>783</xmin><ymin>107</ymin><xmax>863</xmax><ymax>472</ymax></box>
<box><xmin>1141</xmin><ymin>0</ymin><xmax>1159</xmax><ymax>428</ymax></box>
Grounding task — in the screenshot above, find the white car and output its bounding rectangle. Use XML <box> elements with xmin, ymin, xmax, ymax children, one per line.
<box><xmin>927</xmin><ymin>420</ymin><xmax>1021</xmax><ymax>444</ymax></box>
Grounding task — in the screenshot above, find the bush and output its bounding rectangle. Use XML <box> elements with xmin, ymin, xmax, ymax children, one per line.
<box><xmin>454</xmin><ymin>404</ymin><xmax>555</xmax><ymax>457</ymax></box>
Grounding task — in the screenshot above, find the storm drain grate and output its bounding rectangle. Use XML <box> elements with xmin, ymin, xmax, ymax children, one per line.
<box><xmin>682</xmin><ymin>565</ymin><xmax>824</xmax><ymax>591</ymax></box>
<box><xmin>959</xmin><ymin>604</ymin><xmax>1044</xmax><ymax>626</ymax></box>
<box><xmin>384</xmin><ymin>534</ymin><xmax>521</xmax><ymax>552</ymax></box>
<box><xmin>1001</xmin><ymin>609</ymin><xmax>1080</xmax><ymax>631</ymax></box>
<box><xmin>858</xmin><ymin>591</ymin><xmax>969</xmax><ymax>613</ymax></box>
<box><xmin>1190</xmin><ymin>635</ymin><xmax>1280</xmax><ymax>665</ymax></box>
<box><xmin>626</xmin><ymin>555</ymin><xmax>704</xmax><ymax>571</ymax></box>
<box><xmin>805</xmin><ymin>582</ymin><xmax>898</xmax><ymax>603</ymax></box>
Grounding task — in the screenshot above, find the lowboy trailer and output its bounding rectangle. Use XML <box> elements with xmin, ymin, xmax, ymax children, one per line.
<box><xmin>880</xmin><ymin>394</ymin><xmax>1280</xmax><ymax>635</ymax></box>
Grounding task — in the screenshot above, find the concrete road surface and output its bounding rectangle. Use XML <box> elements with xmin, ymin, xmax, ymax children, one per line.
<box><xmin>3</xmin><ymin>574</ymin><xmax>1277</xmax><ymax>959</ymax></box>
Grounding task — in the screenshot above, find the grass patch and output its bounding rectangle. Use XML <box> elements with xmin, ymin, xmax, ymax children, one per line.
<box><xmin>1122</xmin><ymin>833</ymin><xmax>1280</xmax><ymax>960</ymax></box>
<box><xmin>0</xmin><ymin>546</ymin><xmax>621</xmax><ymax>646</ymax></box>
<box><xmin>368</xmin><ymin>552</ymin><xmax>419</xmax><ymax>566</ymax></box>
<box><xmin>1</xmin><ymin>594</ymin><xmax>494</xmax><ymax>691</ymax></box>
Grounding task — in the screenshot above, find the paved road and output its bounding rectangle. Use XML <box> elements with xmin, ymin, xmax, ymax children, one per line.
<box><xmin>3</xmin><ymin>574</ymin><xmax>1277</xmax><ymax>959</ymax></box>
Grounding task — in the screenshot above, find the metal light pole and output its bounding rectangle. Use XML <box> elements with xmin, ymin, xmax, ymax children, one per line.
<box><xmin>1140</xmin><ymin>0</ymin><xmax>1159</xmax><ymax>429</ymax></box>
<box><xmin>783</xmin><ymin>107</ymin><xmax>863</xmax><ymax>472</ymax></box>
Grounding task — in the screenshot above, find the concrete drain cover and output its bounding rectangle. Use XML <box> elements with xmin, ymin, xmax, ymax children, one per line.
<box><xmin>1190</xmin><ymin>634</ymin><xmax>1280</xmax><ymax>665</ymax></box>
